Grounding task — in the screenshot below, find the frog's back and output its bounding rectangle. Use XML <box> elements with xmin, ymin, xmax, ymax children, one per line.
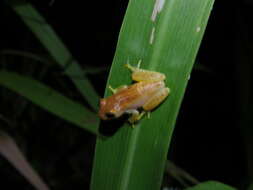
<box><xmin>114</xmin><ymin>81</ymin><xmax>165</xmax><ymax>110</ymax></box>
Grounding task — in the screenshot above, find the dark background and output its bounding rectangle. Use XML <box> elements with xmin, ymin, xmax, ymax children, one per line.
<box><xmin>0</xmin><ymin>0</ymin><xmax>252</xmax><ymax>189</ymax></box>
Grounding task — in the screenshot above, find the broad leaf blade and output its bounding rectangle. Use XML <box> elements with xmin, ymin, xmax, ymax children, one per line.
<box><xmin>91</xmin><ymin>0</ymin><xmax>214</xmax><ymax>189</ymax></box>
<box><xmin>0</xmin><ymin>71</ymin><xmax>98</xmax><ymax>134</ymax></box>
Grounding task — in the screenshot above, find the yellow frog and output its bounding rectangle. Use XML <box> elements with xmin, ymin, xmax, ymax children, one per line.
<box><xmin>99</xmin><ymin>61</ymin><xmax>170</xmax><ymax>124</ymax></box>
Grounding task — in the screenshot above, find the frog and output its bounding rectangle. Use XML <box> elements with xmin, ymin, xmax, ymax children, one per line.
<box><xmin>98</xmin><ymin>60</ymin><xmax>170</xmax><ymax>125</ymax></box>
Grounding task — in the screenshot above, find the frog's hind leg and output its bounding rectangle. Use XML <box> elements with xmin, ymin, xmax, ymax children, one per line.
<box><xmin>125</xmin><ymin>60</ymin><xmax>166</xmax><ymax>82</ymax></box>
<box><xmin>125</xmin><ymin>59</ymin><xmax>142</xmax><ymax>72</ymax></box>
<box><xmin>108</xmin><ymin>85</ymin><xmax>128</xmax><ymax>94</ymax></box>
<box><xmin>143</xmin><ymin>87</ymin><xmax>170</xmax><ymax>111</ymax></box>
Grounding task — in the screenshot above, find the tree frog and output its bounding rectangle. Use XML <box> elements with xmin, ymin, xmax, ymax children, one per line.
<box><xmin>98</xmin><ymin>61</ymin><xmax>170</xmax><ymax>124</ymax></box>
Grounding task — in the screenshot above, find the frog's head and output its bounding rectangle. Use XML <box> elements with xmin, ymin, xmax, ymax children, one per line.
<box><xmin>98</xmin><ymin>98</ymin><xmax>123</xmax><ymax>120</ymax></box>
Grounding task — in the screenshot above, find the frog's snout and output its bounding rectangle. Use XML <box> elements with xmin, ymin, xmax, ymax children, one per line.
<box><xmin>99</xmin><ymin>99</ymin><xmax>117</xmax><ymax>120</ymax></box>
<box><xmin>104</xmin><ymin>112</ymin><xmax>116</xmax><ymax>119</ymax></box>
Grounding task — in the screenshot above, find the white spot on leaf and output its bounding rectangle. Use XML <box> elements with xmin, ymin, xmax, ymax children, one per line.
<box><xmin>151</xmin><ymin>0</ymin><xmax>166</xmax><ymax>22</ymax></box>
<box><xmin>157</xmin><ymin>0</ymin><xmax>165</xmax><ymax>13</ymax></box>
<box><xmin>149</xmin><ymin>27</ymin><xmax>155</xmax><ymax>44</ymax></box>
<box><xmin>196</xmin><ymin>26</ymin><xmax>201</xmax><ymax>32</ymax></box>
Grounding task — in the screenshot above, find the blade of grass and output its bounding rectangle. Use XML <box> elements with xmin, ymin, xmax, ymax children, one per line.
<box><xmin>0</xmin><ymin>131</ymin><xmax>50</xmax><ymax>190</ymax></box>
<box><xmin>0</xmin><ymin>49</ymin><xmax>52</xmax><ymax>65</ymax></box>
<box><xmin>7</xmin><ymin>1</ymin><xmax>99</xmax><ymax>110</ymax></box>
<box><xmin>166</xmin><ymin>160</ymin><xmax>200</xmax><ymax>187</ymax></box>
<box><xmin>91</xmin><ymin>0</ymin><xmax>214</xmax><ymax>189</ymax></box>
<box><xmin>0</xmin><ymin>71</ymin><xmax>99</xmax><ymax>134</ymax></box>
<box><xmin>185</xmin><ymin>181</ymin><xmax>236</xmax><ymax>190</ymax></box>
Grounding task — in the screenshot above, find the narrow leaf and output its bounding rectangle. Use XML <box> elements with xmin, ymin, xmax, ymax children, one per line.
<box><xmin>1</xmin><ymin>49</ymin><xmax>52</xmax><ymax>65</ymax></box>
<box><xmin>0</xmin><ymin>71</ymin><xmax>99</xmax><ymax>134</ymax></box>
<box><xmin>8</xmin><ymin>1</ymin><xmax>99</xmax><ymax>110</ymax></box>
<box><xmin>0</xmin><ymin>131</ymin><xmax>50</xmax><ymax>190</ymax></box>
<box><xmin>166</xmin><ymin>160</ymin><xmax>199</xmax><ymax>187</ymax></box>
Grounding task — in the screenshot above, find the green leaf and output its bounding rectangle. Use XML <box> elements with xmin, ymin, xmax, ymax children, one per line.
<box><xmin>185</xmin><ymin>181</ymin><xmax>237</xmax><ymax>190</ymax></box>
<box><xmin>0</xmin><ymin>71</ymin><xmax>99</xmax><ymax>134</ymax></box>
<box><xmin>0</xmin><ymin>49</ymin><xmax>52</xmax><ymax>65</ymax></box>
<box><xmin>8</xmin><ymin>1</ymin><xmax>100</xmax><ymax>110</ymax></box>
<box><xmin>91</xmin><ymin>0</ymin><xmax>214</xmax><ymax>189</ymax></box>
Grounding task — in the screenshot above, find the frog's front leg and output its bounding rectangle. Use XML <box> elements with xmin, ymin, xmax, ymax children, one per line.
<box><xmin>143</xmin><ymin>87</ymin><xmax>170</xmax><ymax>111</ymax></box>
<box><xmin>125</xmin><ymin>61</ymin><xmax>166</xmax><ymax>82</ymax></box>
<box><xmin>108</xmin><ymin>85</ymin><xmax>128</xmax><ymax>94</ymax></box>
<box><xmin>125</xmin><ymin>109</ymin><xmax>146</xmax><ymax>126</ymax></box>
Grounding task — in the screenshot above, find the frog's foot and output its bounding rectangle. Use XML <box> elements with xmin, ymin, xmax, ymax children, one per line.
<box><xmin>137</xmin><ymin>59</ymin><xmax>142</xmax><ymax>68</ymax></box>
<box><xmin>126</xmin><ymin>109</ymin><xmax>146</xmax><ymax>127</ymax></box>
<box><xmin>108</xmin><ymin>85</ymin><xmax>128</xmax><ymax>94</ymax></box>
<box><xmin>108</xmin><ymin>85</ymin><xmax>116</xmax><ymax>94</ymax></box>
<box><xmin>147</xmin><ymin>111</ymin><xmax>151</xmax><ymax>119</ymax></box>
<box><xmin>125</xmin><ymin>59</ymin><xmax>142</xmax><ymax>72</ymax></box>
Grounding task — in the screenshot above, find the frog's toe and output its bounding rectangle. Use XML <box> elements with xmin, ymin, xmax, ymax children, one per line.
<box><xmin>147</xmin><ymin>111</ymin><xmax>151</xmax><ymax>119</ymax></box>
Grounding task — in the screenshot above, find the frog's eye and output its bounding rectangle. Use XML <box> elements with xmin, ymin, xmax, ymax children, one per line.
<box><xmin>105</xmin><ymin>112</ymin><xmax>116</xmax><ymax>119</ymax></box>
